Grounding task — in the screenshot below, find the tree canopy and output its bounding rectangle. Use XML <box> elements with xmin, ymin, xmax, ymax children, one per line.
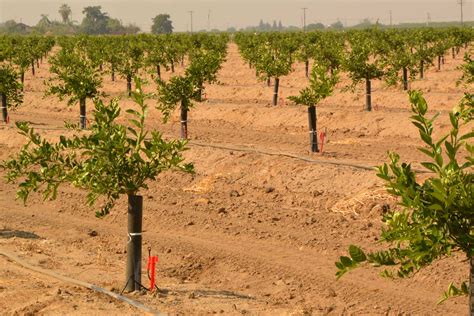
<box><xmin>151</xmin><ymin>14</ymin><xmax>173</xmax><ymax>34</ymax></box>
<box><xmin>58</xmin><ymin>4</ymin><xmax>72</xmax><ymax>24</ymax></box>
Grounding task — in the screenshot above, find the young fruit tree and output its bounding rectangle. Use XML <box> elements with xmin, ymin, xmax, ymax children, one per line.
<box><xmin>287</xmin><ymin>65</ymin><xmax>338</xmax><ymax>152</ymax></box>
<box><xmin>1</xmin><ymin>78</ymin><xmax>193</xmax><ymax>292</ymax></box>
<box><xmin>186</xmin><ymin>49</ymin><xmax>225</xmax><ymax>102</ymax></box>
<box><xmin>255</xmin><ymin>33</ymin><xmax>293</xmax><ymax>106</ymax></box>
<box><xmin>383</xmin><ymin>30</ymin><xmax>418</xmax><ymax>91</ymax></box>
<box><xmin>115</xmin><ymin>37</ymin><xmax>144</xmax><ymax>96</ymax></box>
<box><xmin>335</xmin><ymin>91</ymin><xmax>473</xmax><ymax>311</ymax></box>
<box><xmin>344</xmin><ymin>29</ymin><xmax>387</xmax><ymax>111</ymax></box>
<box><xmin>156</xmin><ymin>74</ymin><xmax>200</xmax><ymax>139</ymax></box>
<box><xmin>46</xmin><ymin>42</ymin><xmax>102</xmax><ymax>129</ymax></box>
<box><xmin>0</xmin><ymin>64</ymin><xmax>23</xmax><ymax>123</ymax></box>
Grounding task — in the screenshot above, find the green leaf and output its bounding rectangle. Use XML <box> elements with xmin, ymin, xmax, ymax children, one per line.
<box><xmin>349</xmin><ymin>245</ymin><xmax>367</xmax><ymax>263</ymax></box>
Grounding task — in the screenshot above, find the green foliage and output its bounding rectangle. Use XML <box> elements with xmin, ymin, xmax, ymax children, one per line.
<box><xmin>236</xmin><ymin>32</ymin><xmax>294</xmax><ymax>81</ymax></box>
<box><xmin>344</xmin><ymin>29</ymin><xmax>387</xmax><ymax>86</ymax></box>
<box><xmin>288</xmin><ymin>64</ymin><xmax>338</xmax><ymax>107</ymax></box>
<box><xmin>156</xmin><ymin>75</ymin><xmax>200</xmax><ymax>121</ymax></box>
<box><xmin>46</xmin><ymin>41</ymin><xmax>102</xmax><ymax>106</ymax></box>
<box><xmin>459</xmin><ymin>50</ymin><xmax>474</xmax><ymax>85</ymax></box>
<box><xmin>2</xmin><ymin>78</ymin><xmax>193</xmax><ymax>217</ymax></box>
<box><xmin>81</xmin><ymin>6</ymin><xmax>109</xmax><ymax>35</ymax></box>
<box><xmin>151</xmin><ymin>14</ymin><xmax>173</xmax><ymax>34</ymax></box>
<box><xmin>115</xmin><ymin>36</ymin><xmax>145</xmax><ymax>80</ymax></box>
<box><xmin>382</xmin><ymin>29</ymin><xmax>419</xmax><ymax>86</ymax></box>
<box><xmin>58</xmin><ymin>4</ymin><xmax>72</xmax><ymax>24</ymax></box>
<box><xmin>335</xmin><ymin>91</ymin><xmax>474</xmax><ymax>301</ymax></box>
<box><xmin>312</xmin><ymin>32</ymin><xmax>345</xmax><ymax>74</ymax></box>
<box><xmin>186</xmin><ymin>48</ymin><xmax>225</xmax><ymax>99</ymax></box>
<box><xmin>438</xmin><ymin>281</ymin><xmax>469</xmax><ymax>304</ymax></box>
<box><xmin>0</xmin><ymin>64</ymin><xmax>23</xmax><ymax>109</ymax></box>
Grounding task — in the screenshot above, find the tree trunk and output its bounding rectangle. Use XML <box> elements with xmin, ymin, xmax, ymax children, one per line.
<box><xmin>438</xmin><ymin>56</ymin><xmax>441</xmax><ymax>71</ymax></box>
<box><xmin>171</xmin><ymin>63</ymin><xmax>175</xmax><ymax>73</ymax></box>
<box><xmin>99</xmin><ymin>64</ymin><xmax>103</xmax><ymax>71</ymax></box>
<box><xmin>36</xmin><ymin>59</ymin><xmax>39</xmax><ymax>69</ymax></box>
<box><xmin>156</xmin><ymin>65</ymin><xmax>161</xmax><ymax>79</ymax></box>
<box><xmin>442</xmin><ymin>55</ymin><xmax>445</xmax><ymax>65</ymax></box>
<box><xmin>197</xmin><ymin>83</ymin><xmax>203</xmax><ymax>102</ymax></box>
<box><xmin>31</xmin><ymin>60</ymin><xmax>35</xmax><ymax>76</ymax></box>
<box><xmin>470</xmin><ymin>256</ymin><xmax>474</xmax><ymax>316</ymax></box>
<box><xmin>402</xmin><ymin>67</ymin><xmax>408</xmax><ymax>91</ymax></box>
<box><xmin>267</xmin><ymin>78</ymin><xmax>271</xmax><ymax>87</ymax></box>
<box><xmin>125</xmin><ymin>194</ymin><xmax>143</xmax><ymax>292</ymax></box>
<box><xmin>420</xmin><ymin>60</ymin><xmax>424</xmax><ymax>79</ymax></box>
<box><xmin>1</xmin><ymin>93</ymin><xmax>7</xmax><ymax>123</ymax></box>
<box><xmin>111</xmin><ymin>63</ymin><xmax>115</xmax><ymax>82</ymax></box>
<box><xmin>20</xmin><ymin>72</ymin><xmax>25</xmax><ymax>89</ymax></box>
<box><xmin>272</xmin><ymin>78</ymin><xmax>280</xmax><ymax>106</ymax></box>
<box><xmin>308</xmin><ymin>105</ymin><xmax>319</xmax><ymax>153</ymax></box>
<box><xmin>79</xmin><ymin>98</ymin><xmax>86</xmax><ymax>129</ymax></box>
<box><xmin>365</xmin><ymin>77</ymin><xmax>372</xmax><ymax>111</ymax></box>
<box><xmin>452</xmin><ymin>47</ymin><xmax>456</xmax><ymax>59</ymax></box>
<box><xmin>127</xmin><ymin>74</ymin><xmax>132</xmax><ymax>96</ymax></box>
<box><xmin>180</xmin><ymin>101</ymin><xmax>188</xmax><ymax>140</ymax></box>
<box><xmin>305</xmin><ymin>60</ymin><xmax>309</xmax><ymax>78</ymax></box>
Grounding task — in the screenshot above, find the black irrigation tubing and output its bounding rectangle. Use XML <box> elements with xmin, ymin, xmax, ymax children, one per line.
<box><xmin>0</xmin><ymin>249</ymin><xmax>164</xmax><ymax>316</ymax></box>
<box><xmin>188</xmin><ymin>140</ymin><xmax>433</xmax><ymax>174</ymax></box>
<box><xmin>0</xmin><ymin>124</ymin><xmax>432</xmax><ymax>174</ymax></box>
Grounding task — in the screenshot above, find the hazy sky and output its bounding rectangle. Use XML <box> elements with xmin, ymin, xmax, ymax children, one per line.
<box><xmin>1</xmin><ymin>0</ymin><xmax>472</xmax><ymax>32</ymax></box>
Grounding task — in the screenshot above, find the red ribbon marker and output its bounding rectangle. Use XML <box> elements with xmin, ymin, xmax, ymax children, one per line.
<box><xmin>147</xmin><ymin>255</ymin><xmax>159</xmax><ymax>291</ymax></box>
<box><xmin>319</xmin><ymin>131</ymin><xmax>326</xmax><ymax>153</ymax></box>
<box><xmin>279</xmin><ymin>96</ymin><xmax>285</xmax><ymax>105</ymax></box>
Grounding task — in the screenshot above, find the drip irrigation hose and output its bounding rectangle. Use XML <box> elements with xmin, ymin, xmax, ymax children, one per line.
<box><xmin>0</xmin><ymin>249</ymin><xmax>164</xmax><ymax>316</ymax></box>
<box><xmin>0</xmin><ymin>123</ymin><xmax>432</xmax><ymax>174</ymax></box>
<box><xmin>188</xmin><ymin>141</ymin><xmax>432</xmax><ymax>174</ymax></box>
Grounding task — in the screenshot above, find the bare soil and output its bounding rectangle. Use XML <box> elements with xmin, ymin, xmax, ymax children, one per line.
<box><xmin>0</xmin><ymin>43</ymin><xmax>472</xmax><ymax>315</ymax></box>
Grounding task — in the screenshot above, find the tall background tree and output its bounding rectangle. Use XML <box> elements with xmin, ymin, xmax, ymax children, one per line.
<box><xmin>151</xmin><ymin>14</ymin><xmax>173</xmax><ymax>34</ymax></box>
<box><xmin>81</xmin><ymin>6</ymin><xmax>108</xmax><ymax>35</ymax></box>
<box><xmin>58</xmin><ymin>4</ymin><xmax>72</xmax><ymax>24</ymax></box>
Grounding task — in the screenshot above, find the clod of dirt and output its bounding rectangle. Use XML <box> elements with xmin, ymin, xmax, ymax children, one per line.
<box><xmin>194</xmin><ymin>198</ymin><xmax>211</xmax><ymax>205</ymax></box>
<box><xmin>230</xmin><ymin>190</ymin><xmax>242</xmax><ymax>197</ymax></box>
<box><xmin>88</xmin><ymin>230</ymin><xmax>98</xmax><ymax>237</ymax></box>
<box><xmin>265</xmin><ymin>187</ymin><xmax>275</xmax><ymax>193</ymax></box>
<box><xmin>218</xmin><ymin>207</ymin><xmax>227</xmax><ymax>214</ymax></box>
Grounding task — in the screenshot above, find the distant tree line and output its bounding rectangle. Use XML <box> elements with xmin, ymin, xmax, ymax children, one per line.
<box><xmin>0</xmin><ymin>4</ymin><xmax>140</xmax><ymax>35</ymax></box>
<box><xmin>1</xmin><ymin>5</ymin><xmax>472</xmax><ymax>35</ymax></box>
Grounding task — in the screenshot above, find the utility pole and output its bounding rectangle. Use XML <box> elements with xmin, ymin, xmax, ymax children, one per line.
<box><xmin>389</xmin><ymin>10</ymin><xmax>393</xmax><ymax>26</ymax></box>
<box><xmin>207</xmin><ymin>10</ymin><xmax>211</xmax><ymax>32</ymax></box>
<box><xmin>458</xmin><ymin>0</ymin><xmax>464</xmax><ymax>26</ymax></box>
<box><xmin>302</xmin><ymin>7</ymin><xmax>307</xmax><ymax>31</ymax></box>
<box><xmin>188</xmin><ymin>10</ymin><xmax>194</xmax><ymax>33</ymax></box>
